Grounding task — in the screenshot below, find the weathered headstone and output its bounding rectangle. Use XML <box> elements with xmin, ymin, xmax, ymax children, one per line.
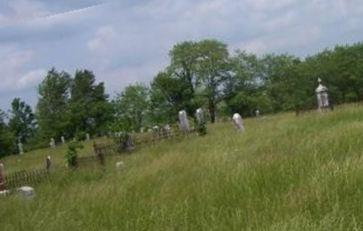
<box><xmin>232</xmin><ymin>113</ymin><xmax>244</xmax><ymax>131</ymax></box>
<box><xmin>140</xmin><ymin>127</ymin><xmax>144</xmax><ymax>133</ymax></box>
<box><xmin>255</xmin><ymin>109</ymin><xmax>260</xmax><ymax>118</ymax></box>
<box><xmin>178</xmin><ymin>110</ymin><xmax>190</xmax><ymax>132</ymax></box>
<box><xmin>18</xmin><ymin>142</ymin><xmax>24</xmax><ymax>155</ymax></box>
<box><xmin>17</xmin><ymin>186</ymin><xmax>34</xmax><ymax>198</ymax></box>
<box><xmin>86</xmin><ymin>133</ymin><xmax>90</xmax><ymax>141</ymax></box>
<box><xmin>45</xmin><ymin>156</ymin><xmax>51</xmax><ymax>171</ymax></box>
<box><xmin>61</xmin><ymin>136</ymin><xmax>65</xmax><ymax>144</ymax></box>
<box><xmin>195</xmin><ymin>108</ymin><xmax>207</xmax><ymax>135</ymax></box>
<box><xmin>49</xmin><ymin>138</ymin><xmax>55</xmax><ymax>148</ymax></box>
<box><xmin>196</xmin><ymin>108</ymin><xmax>204</xmax><ymax>125</ymax></box>
<box><xmin>0</xmin><ymin>163</ymin><xmax>5</xmax><ymax>191</ymax></box>
<box><xmin>316</xmin><ymin>78</ymin><xmax>329</xmax><ymax>111</ymax></box>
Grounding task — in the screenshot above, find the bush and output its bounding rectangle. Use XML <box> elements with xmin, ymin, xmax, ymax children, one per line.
<box><xmin>65</xmin><ymin>141</ymin><xmax>83</xmax><ymax>168</ymax></box>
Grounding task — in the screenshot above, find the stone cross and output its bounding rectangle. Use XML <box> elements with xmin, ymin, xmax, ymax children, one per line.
<box><xmin>0</xmin><ymin>163</ymin><xmax>5</xmax><ymax>191</ymax></box>
<box><xmin>61</xmin><ymin>136</ymin><xmax>65</xmax><ymax>144</ymax></box>
<box><xmin>18</xmin><ymin>142</ymin><xmax>24</xmax><ymax>155</ymax></box>
<box><xmin>86</xmin><ymin>133</ymin><xmax>90</xmax><ymax>141</ymax></box>
<box><xmin>232</xmin><ymin>113</ymin><xmax>244</xmax><ymax>131</ymax></box>
<box><xmin>178</xmin><ymin>110</ymin><xmax>190</xmax><ymax>132</ymax></box>
<box><xmin>195</xmin><ymin>108</ymin><xmax>205</xmax><ymax>125</ymax></box>
<box><xmin>49</xmin><ymin>138</ymin><xmax>55</xmax><ymax>148</ymax></box>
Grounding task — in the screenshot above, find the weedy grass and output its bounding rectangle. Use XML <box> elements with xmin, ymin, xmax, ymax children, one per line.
<box><xmin>1</xmin><ymin>104</ymin><xmax>363</xmax><ymax>230</ymax></box>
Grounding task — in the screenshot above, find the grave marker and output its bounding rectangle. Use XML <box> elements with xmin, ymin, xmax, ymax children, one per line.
<box><xmin>178</xmin><ymin>110</ymin><xmax>190</xmax><ymax>132</ymax></box>
<box><xmin>49</xmin><ymin>138</ymin><xmax>55</xmax><ymax>148</ymax></box>
<box><xmin>316</xmin><ymin>78</ymin><xmax>330</xmax><ymax>111</ymax></box>
<box><xmin>232</xmin><ymin>113</ymin><xmax>244</xmax><ymax>131</ymax></box>
<box><xmin>0</xmin><ymin>163</ymin><xmax>5</xmax><ymax>191</ymax></box>
<box><xmin>18</xmin><ymin>142</ymin><xmax>24</xmax><ymax>155</ymax></box>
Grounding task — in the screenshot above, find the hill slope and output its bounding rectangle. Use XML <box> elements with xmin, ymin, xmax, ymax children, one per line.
<box><xmin>1</xmin><ymin>105</ymin><xmax>363</xmax><ymax>230</ymax></box>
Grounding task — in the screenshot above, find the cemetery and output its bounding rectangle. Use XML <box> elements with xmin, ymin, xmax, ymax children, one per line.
<box><xmin>0</xmin><ymin>3</ymin><xmax>362</xmax><ymax>228</ymax></box>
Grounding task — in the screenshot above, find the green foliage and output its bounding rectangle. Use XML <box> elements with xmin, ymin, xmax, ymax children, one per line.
<box><xmin>0</xmin><ymin>110</ymin><xmax>15</xmax><ymax>157</ymax></box>
<box><xmin>8</xmin><ymin>97</ymin><xmax>36</xmax><ymax>144</ymax></box>
<box><xmin>69</xmin><ymin>70</ymin><xmax>111</xmax><ymax>136</ymax></box>
<box><xmin>36</xmin><ymin>68</ymin><xmax>71</xmax><ymax>141</ymax></box>
<box><xmin>113</xmin><ymin>83</ymin><xmax>149</xmax><ymax>132</ymax></box>
<box><xmin>65</xmin><ymin>141</ymin><xmax>83</xmax><ymax>168</ymax></box>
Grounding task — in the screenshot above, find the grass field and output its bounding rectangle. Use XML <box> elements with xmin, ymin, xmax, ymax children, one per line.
<box><xmin>1</xmin><ymin>104</ymin><xmax>363</xmax><ymax>230</ymax></box>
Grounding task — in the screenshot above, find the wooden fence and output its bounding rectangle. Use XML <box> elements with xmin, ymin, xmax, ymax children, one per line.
<box><xmin>4</xmin><ymin>168</ymin><xmax>49</xmax><ymax>189</ymax></box>
<box><xmin>0</xmin><ymin>128</ymin><xmax>197</xmax><ymax>192</ymax></box>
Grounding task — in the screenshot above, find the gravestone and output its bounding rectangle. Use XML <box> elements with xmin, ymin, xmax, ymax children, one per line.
<box><xmin>0</xmin><ymin>163</ymin><xmax>5</xmax><ymax>191</ymax></box>
<box><xmin>86</xmin><ymin>133</ymin><xmax>90</xmax><ymax>141</ymax></box>
<box><xmin>45</xmin><ymin>156</ymin><xmax>51</xmax><ymax>171</ymax></box>
<box><xmin>49</xmin><ymin>138</ymin><xmax>55</xmax><ymax>148</ymax></box>
<box><xmin>61</xmin><ymin>136</ymin><xmax>65</xmax><ymax>144</ymax></box>
<box><xmin>17</xmin><ymin>186</ymin><xmax>34</xmax><ymax>198</ymax></box>
<box><xmin>178</xmin><ymin>110</ymin><xmax>190</xmax><ymax>132</ymax></box>
<box><xmin>316</xmin><ymin>78</ymin><xmax>329</xmax><ymax>111</ymax></box>
<box><xmin>18</xmin><ymin>142</ymin><xmax>24</xmax><ymax>155</ymax></box>
<box><xmin>255</xmin><ymin>109</ymin><xmax>260</xmax><ymax>118</ymax></box>
<box><xmin>140</xmin><ymin>127</ymin><xmax>144</xmax><ymax>133</ymax></box>
<box><xmin>232</xmin><ymin>113</ymin><xmax>244</xmax><ymax>131</ymax></box>
<box><xmin>196</xmin><ymin>108</ymin><xmax>204</xmax><ymax>125</ymax></box>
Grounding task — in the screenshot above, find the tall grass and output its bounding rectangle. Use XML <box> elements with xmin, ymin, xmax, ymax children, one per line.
<box><xmin>1</xmin><ymin>105</ymin><xmax>363</xmax><ymax>230</ymax></box>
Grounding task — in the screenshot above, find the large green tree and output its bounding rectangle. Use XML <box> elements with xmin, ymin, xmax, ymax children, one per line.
<box><xmin>36</xmin><ymin>68</ymin><xmax>71</xmax><ymax>141</ymax></box>
<box><xmin>0</xmin><ymin>110</ymin><xmax>14</xmax><ymax>157</ymax></box>
<box><xmin>9</xmin><ymin>98</ymin><xmax>36</xmax><ymax>143</ymax></box>
<box><xmin>113</xmin><ymin>84</ymin><xmax>150</xmax><ymax>132</ymax></box>
<box><xmin>69</xmin><ymin>70</ymin><xmax>111</xmax><ymax>137</ymax></box>
<box><xmin>196</xmin><ymin>39</ymin><xmax>230</xmax><ymax>122</ymax></box>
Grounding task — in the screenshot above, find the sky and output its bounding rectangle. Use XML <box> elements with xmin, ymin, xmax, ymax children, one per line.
<box><xmin>0</xmin><ymin>0</ymin><xmax>363</xmax><ymax>111</ymax></box>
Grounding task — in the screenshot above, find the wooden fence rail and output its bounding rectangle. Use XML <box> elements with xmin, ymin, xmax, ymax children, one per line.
<box><xmin>4</xmin><ymin>168</ymin><xmax>49</xmax><ymax>189</ymax></box>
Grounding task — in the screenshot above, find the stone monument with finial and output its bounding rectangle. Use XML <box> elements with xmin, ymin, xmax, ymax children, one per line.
<box><xmin>315</xmin><ymin>78</ymin><xmax>329</xmax><ymax>111</ymax></box>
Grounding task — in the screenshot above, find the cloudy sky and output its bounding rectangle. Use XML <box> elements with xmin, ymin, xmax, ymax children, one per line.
<box><xmin>0</xmin><ymin>0</ymin><xmax>362</xmax><ymax>111</ymax></box>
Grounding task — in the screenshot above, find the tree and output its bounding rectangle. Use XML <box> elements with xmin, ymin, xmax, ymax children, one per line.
<box><xmin>36</xmin><ymin>68</ymin><xmax>71</xmax><ymax>141</ymax></box>
<box><xmin>0</xmin><ymin>110</ymin><xmax>14</xmax><ymax>157</ymax></box>
<box><xmin>196</xmin><ymin>39</ymin><xmax>230</xmax><ymax>122</ymax></box>
<box><xmin>113</xmin><ymin>84</ymin><xmax>149</xmax><ymax>132</ymax></box>
<box><xmin>9</xmin><ymin>98</ymin><xmax>36</xmax><ymax>143</ymax></box>
<box><xmin>69</xmin><ymin>70</ymin><xmax>111</xmax><ymax>137</ymax></box>
<box><xmin>168</xmin><ymin>41</ymin><xmax>201</xmax><ymax>114</ymax></box>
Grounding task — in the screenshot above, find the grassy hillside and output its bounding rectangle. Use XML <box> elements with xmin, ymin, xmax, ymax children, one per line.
<box><xmin>1</xmin><ymin>104</ymin><xmax>363</xmax><ymax>230</ymax></box>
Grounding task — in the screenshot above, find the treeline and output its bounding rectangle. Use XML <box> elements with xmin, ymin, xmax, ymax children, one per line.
<box><xmin>1</xmin><ymin>39</ymin><xmax>363</xmax><ymax>157</ymax></box>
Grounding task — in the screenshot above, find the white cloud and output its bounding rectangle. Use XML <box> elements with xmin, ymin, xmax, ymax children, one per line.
<box><xmin>0</xmin><ymin>46</ymin><xmax>45</xmax><ymax>92</ymax></box>
<box><xmin>17</xmin><ymin>69</ymin><xmax>46</xmax><ymax>90</ymax></box>
<box><xmin>87</xmin><ymin>25</ymin><xmax>118</xmax><ymax>53</ymax></box>
<box><xmin>0</xmin><ymin>0</ymin><xmax>49</xmax><ymax>27</ymax></box>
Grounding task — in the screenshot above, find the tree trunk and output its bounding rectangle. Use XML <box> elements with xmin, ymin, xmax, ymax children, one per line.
<box><xmin>209</xmin><ymin>100</ymin><xmax>216</xmax><ymax>123</ymax></box>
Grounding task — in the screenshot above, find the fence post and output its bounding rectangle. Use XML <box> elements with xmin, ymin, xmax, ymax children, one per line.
<box><xmin>0</xmin><ymin>162</ymin><xmax>5</xmax><ymax>191</ymax></box>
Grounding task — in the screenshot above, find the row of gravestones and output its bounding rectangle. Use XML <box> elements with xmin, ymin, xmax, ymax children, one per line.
<box><xmin>17</xmin><ymin>133</ymin><xmax>91</xmax><ymax>155</ymax></box>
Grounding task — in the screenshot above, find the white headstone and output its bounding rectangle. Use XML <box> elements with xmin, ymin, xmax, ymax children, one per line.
<box><xmin>140</xmin><ymin>127</ymin><xmax>144</xmax><ymax>133</ymax></box>
<box><xmin>178</xmin><ymin>110</ymin><xmax>190</xmax><ymax>132</ymax></box>
<box><xmin>61</xmin><ymin>136</ymin><xmax>65</xmax><ymax>144</ymax></box>
<box><xmin>255</xmin><ymin>110</ymin><xmax>260</xmax><ymax>118</ymax></box>
<box><xmin>316</xmin><ymin>78</ymin><xmax>329</xmax><ymax>111</ymax></box>
<box><xmin>18</xmin><ymin>142</ymin><xmax>24</xmax><ymax>155</ymax></box>
<box><xmin>17</xmin><ymin>186</ymin><xmax>34</xmax><ymax>198</ymax></box>
<box><xmin>195</xmin><ymin>108</ymin><xmax>204</xmax><ymax>125</ymax></box>
<box><xmin>232</xmin><ymin>113</ymin><xmax>244</xmax><ymax>131</ymax></box>
<box><xmin>86</xmin><ymin>133</ymin><xmax>90</xmax><ymax>141</ymax></box>
<box><xmin>49</xmin><ymin>138</ymin><xmax>55</xmax><ymax>148</ymax></box>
